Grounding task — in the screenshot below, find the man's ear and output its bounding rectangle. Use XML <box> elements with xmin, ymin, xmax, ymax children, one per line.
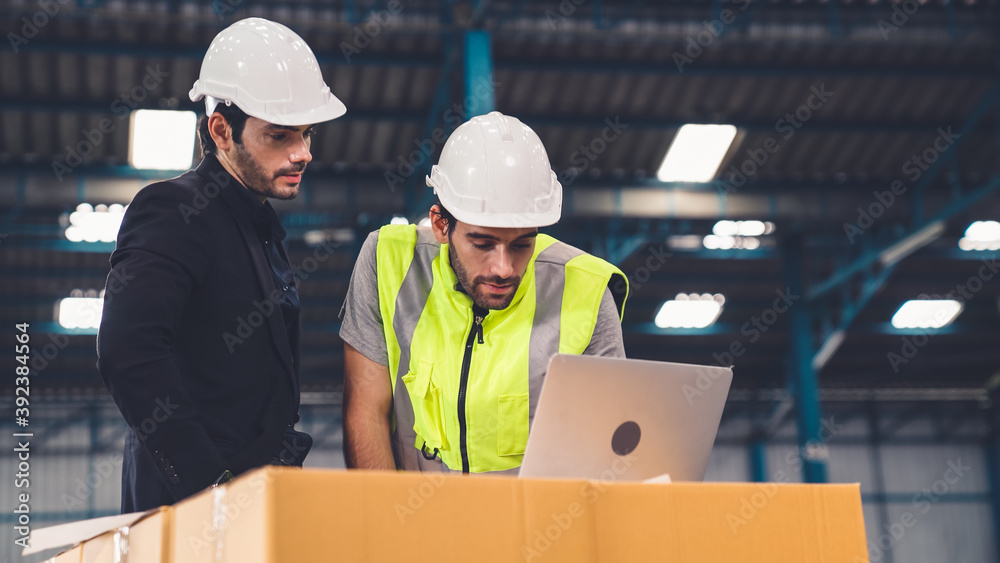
<box><xmin>208</xmin><ymin>113</ymin><xmax>233</xmax><ymax>152</ymax></box>
<box><xmin>429</xmin><ymin>205</ymin><xmax>450</xmax><ymax>245</ymax></box>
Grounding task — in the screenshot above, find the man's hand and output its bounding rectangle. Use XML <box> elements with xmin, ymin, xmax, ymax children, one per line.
<box><xmin>343</xmin><ymin>343</ymin><xmax>395</xmax><ymax>469</ymax></box>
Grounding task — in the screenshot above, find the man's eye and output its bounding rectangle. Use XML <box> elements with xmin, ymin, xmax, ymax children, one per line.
<box><xmin>270</xmin><ymin>134</ymin><xmax>286</xmax><ymax>141</ymax></box>
<box><xmin>472</xmin><ymin>243</ymin><xmax>492</xmax><ymax>250</ymax></box>
<box><xmin>304</xmin><ymin>129</ymin><xmax>316</xmax><ymax>138</ymax></box>
<box><xmin>514</xmin><ymin>244</ymin><xmax>531</xmax><ymax>250</ymax></box>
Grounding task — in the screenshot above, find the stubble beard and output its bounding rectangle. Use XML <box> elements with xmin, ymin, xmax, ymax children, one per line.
<box><xmin>448</xmin><ymin>237</ymin><xmax>521</xmax><ymax>311</ymax></box>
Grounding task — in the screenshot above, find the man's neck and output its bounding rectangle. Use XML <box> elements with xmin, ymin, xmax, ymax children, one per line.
<box><xmin>215</xmin><ymin>151</ymin><xmax>267</xmax><ymax>204</ymax></box>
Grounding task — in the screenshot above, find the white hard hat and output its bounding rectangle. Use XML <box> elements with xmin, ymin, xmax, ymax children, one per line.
<box><xmin>426</xmin><ymin>111</ymin><xmax>562</xmax><ymax>229</ymax></box>
<box><xmin>189</xmin><ymin>18</ymin><xmax>346</xmax><ymax>126</ymax></box>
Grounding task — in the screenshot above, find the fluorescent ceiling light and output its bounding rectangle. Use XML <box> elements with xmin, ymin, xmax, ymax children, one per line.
<box><xmin>736</xmin><ymin>221</ymin><xmax>765</xmax><ymax>237</ymax></box>
<box><xmin>655</xmin><ymin>293</ymin><xmax>725</xmax><ymax>329</ymax></box>
<box><xmin>707</xmin><ymin>221</ymin><xmax>772</xmax><ymax>250</ymax></box>
<box><xmin>64</xmin><ymin>203</ymin><xmax>126</xmax><ymax>243</ymax></box>
<box><xmin>713</xmin><ymin>221</ymin><xmax>739</xmax><ymax>237</ymax></box>
<box><xmin>390</xmin><ymin>216</ymin><xmax>410</xmax><ymax>225</ymax></box>
<box><xmin>418</xmin><ymin>217</ymin><xmax>432</xmax><ymax>227</ymax></box>
<box><xmin>703</xmin><ymin>235</ymin><xmax>735</xmax><ymax>250</ymax></box>
<box><xmin>959</xmin><ymin>220</ymin><xmax>1000</xmax><ymax>251</ymax></box>
<box><xmin>891</xmin><ymin>299</ymin><xmax>962</xmax><ymax>329</ymax></box>
<box><xmin>713</xmin><ymin>220</ymin><xmax>773</xmax><ymax>237</ymax></box>
<box><xmin>703</xmin><ymin>234</ymin><xmax>761</xmax><ymax>250</ymax></box>
<box><xmin>129</xmin><ymin>110</ymin><xmax>197</xmax><ymax>170</ymax></box>
<box><xmin>57</xmin><ymin>296</ymin><xmax>104</xmax><ymax>329</ymax></box>
<box><xmin>657</xmin><ymin>124</ymin><xmax>738</xmax><ymax>183</ymax></box>
<box><xmin>303</xmin><ymin>228</ymin><xmax>354</xmax><ymax>246</ymax></box>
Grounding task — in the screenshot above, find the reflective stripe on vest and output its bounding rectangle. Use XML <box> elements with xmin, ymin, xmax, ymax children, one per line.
<box><xmin>377</xmin><ymin>225</ymin><xmax>628</xmax><ymax>473</ymax></box>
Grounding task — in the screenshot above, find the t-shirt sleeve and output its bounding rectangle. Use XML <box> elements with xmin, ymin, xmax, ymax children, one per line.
<box><xmin>583</xmin><ymin>286</ymin><xmax>626</xmax><ymax>358</ymax></box>
<box><xmin>339</xmin><ymin>230</ymin><xmax>389</xmax><ymax>366</ymax></box>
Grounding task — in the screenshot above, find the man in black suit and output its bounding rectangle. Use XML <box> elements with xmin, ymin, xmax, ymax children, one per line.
<box><xmin>97</xmin><ymin>18</ymin><xmax>347</xmax><ymax>512</ymax></box>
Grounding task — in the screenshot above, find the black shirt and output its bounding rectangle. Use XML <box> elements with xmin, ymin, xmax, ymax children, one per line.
<box><xmin>227</xmin><ymin>176</ymin><xmax>301</xmax><ymax>369</ymax></box>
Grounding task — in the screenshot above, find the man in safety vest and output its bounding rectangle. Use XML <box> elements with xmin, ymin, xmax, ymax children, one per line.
<box><xmin>340</xmin><ymin>111</ymin><xmax>628</xmax><ymax>474</ymax></box>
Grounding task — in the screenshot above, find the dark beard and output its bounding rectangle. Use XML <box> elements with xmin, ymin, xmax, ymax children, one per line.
<box><xmin>448</xmin><ymin>236</ymin><xmax>521</xmax><ymax>311</ymax></box>
<box><xmin>232</xmin><ymin>142</ymin><xmax>303</xmax><ymax>201</ymax></box>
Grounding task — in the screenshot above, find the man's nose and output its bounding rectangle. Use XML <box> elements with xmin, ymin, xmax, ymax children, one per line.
<box><xmin>289</xmin><ymin>136</ymin><xmax>312</xmax><ymax>165</ymax></box>
<box><xmin>491</xmin><ymin>247</ymin><xmax>514</xmax><ymax>279</ymax></box>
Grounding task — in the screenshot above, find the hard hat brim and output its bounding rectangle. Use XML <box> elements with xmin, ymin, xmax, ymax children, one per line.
<box><xmin>190</xmin><ymin>85</ymin><xmax>347</xmax><ymax>127</ymax></box>
<box><xmin>446</xmin><ymin>207</ymin><xmax>562</xmax><ymax>229</ymax></box>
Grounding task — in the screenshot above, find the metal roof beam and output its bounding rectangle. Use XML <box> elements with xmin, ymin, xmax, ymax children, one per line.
<box><xmin>806</xmin><ymin>82</ymin><xmax>1000</xmax><ymax>302</ymax></box>
<box><xmin>15</xmin><ymin>39</ymin><xmax>441</xmax><ymax>67</ymax></box>
<box><xmin>8</xmin><ymin>97</ymin><xmax>996</xmax><ymax>136</ymax></box>
<box><xmin>14</xmin><ymin>41</ymin><xmax>992</xmax><ymax>80</ymax></box>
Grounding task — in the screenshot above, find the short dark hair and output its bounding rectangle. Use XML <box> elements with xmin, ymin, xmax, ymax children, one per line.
<box><xmin>197</xmin><ymin>103</ymin><xmax>250</xmax><ymax>156</ymax></box>
<box><xmin>433</xmin><ymin>200</ymin><xmax>457</xmax><ymax>237</ymax></box>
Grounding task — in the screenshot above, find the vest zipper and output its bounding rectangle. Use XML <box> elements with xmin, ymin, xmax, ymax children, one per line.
<box><xmin>458</xmin><ymin>305</ymin><xmax>487</xmax><ymax>473</ymax></box>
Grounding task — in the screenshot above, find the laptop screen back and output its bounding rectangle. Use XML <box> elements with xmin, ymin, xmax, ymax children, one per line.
<box><xmin>519</xmin><ymin>354</ymin><xmax>732</xmax><ymax>482</ymax></box>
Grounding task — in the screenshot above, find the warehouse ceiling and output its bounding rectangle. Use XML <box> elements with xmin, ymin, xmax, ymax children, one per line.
<box><xmin>1</xmin><ymin>0</ymin><xmax>999</xmax><ymax>421</ymax></box>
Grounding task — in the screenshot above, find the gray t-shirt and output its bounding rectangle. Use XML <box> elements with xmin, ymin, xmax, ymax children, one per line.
<box><xmin>339</xmin><ymin>230</ymin><xmax>625</xmax><ymax>366</ymax></box>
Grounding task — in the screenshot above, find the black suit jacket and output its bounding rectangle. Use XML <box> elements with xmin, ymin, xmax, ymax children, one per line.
<box><xmin>97</xmin><ymin>155</ymin><xmax>304</xmax><ymax>512</ymax></box>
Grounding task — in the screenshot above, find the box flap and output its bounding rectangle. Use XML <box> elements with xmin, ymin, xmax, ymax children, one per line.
<box><xmin>23</xmin><ymin>509</ymin><xmax>160</xmax><ymax>555</ymax></box>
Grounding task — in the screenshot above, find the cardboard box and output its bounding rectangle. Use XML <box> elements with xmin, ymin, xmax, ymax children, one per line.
<box><xmin>45</xmin><ymin>544</ymin><xmax>81</xmax><ymax>563</ymax></box>
<box><xmin>172</xmin><ymin>467</ymin><xmax>869</xmax><ymax>562</ymax></box>
<box><xmin>80</xmin><ymin>507</ymin><xmax>172</xmax><ymax>563</ymax></box>
<box><xmin>28</xmin><ymin>507</ymin><xmax>172</xmax><ymax>563</ymax></box>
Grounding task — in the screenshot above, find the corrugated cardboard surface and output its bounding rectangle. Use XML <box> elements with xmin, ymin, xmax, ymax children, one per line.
<box><xmin>47</xmin><ymin>544</ymin><xmax>81</xmax><ymax>563</ymax></box>
<box><xmin>173</xmin><ymin>467</ymin><xmax>869</xmax><ymax>563</ymax></box>
<box><xmin>80</xmin><ymin>507</ymin><xmax>172</xmax><ymax>563</ymax></box>
<box><xmin>26</xmin><ymin>510</ymin><xmax>159</xmax><ymax>556</ymax></box>
<box><xmin>172</xmin><ymin>470</ymin><xmax>272</xmax><ymax>563</ymax></box>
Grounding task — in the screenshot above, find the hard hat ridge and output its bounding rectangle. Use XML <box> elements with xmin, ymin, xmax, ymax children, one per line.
<box><xmin>189</xmin><ymin>17</ymin><xmax>347</xmax><ymax>126</ymax></box>
<box><xmin>427</xmin><ymin>111</ymin><xmax>562</xmax><ymax>229</ymax></box>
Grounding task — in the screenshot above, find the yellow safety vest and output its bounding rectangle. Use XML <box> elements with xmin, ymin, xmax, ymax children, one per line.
<box><xmin>376</xmin><ymin>225</ymin><xmax>628</xmax><ymax>473</ymax></box>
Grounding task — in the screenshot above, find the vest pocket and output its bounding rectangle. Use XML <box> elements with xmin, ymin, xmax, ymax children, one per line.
<box><xmin>401</xmin><ymin>359</ymin><xmax>449</xmax><ymax>452</ymax></box>
<box><xmin>498</xmin><ymin>393</ymin><xmax>530</xmax><ymax>457</ymax></box>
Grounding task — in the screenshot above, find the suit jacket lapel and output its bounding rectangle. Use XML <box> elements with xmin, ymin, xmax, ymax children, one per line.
<box><xmin>198</xmin><ymin>161</ymin><xmax>298</xmax><ymax>393</ymax></box>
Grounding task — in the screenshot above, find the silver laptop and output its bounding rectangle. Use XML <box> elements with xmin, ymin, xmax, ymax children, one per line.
<box><xmin>519</xmin><ymin>354</ymin><xmax>732</xmax><ymax>482</ymax></box>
